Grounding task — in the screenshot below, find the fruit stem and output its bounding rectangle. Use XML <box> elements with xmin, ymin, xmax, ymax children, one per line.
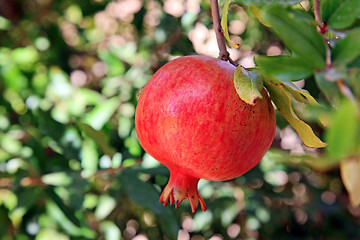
<box><xmin>210</xmin><ymin>0</ymin><xmax>238</xmax><ymax>67</ymax></box>
<box><xmin>159</xmin><ymin>170</ymin><xmax>207</xmax><ymax>213</ymax></box>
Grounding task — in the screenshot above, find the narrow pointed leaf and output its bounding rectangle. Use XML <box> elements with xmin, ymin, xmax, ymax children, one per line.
<box><xmin>332</xmin><ymin>28</ymin><xmax>360</xmax><ymax>65</ymax></box>
<box><xmin>221</xmin><ymin>0</ymin><xmax>240</xmax><ymax>49</ymax></box>
<box><xmin>255</xmin><ymin>55</ymin><xmax>313</xmax><ymax>81</ymax></box>
<box><xmin>320</xmin><ymin>0</ymin><xmax>342</xmax><ymax>23</ymax></box>
<box><xmin>264</xmin><ymin>81</ymin><xmax>326</xmax><ymax>148</ymax></box>
<box><xmin>281</xmin><ymin>81</ymin><xmax>319</xmax><ymax>105</ymax></box>
<box><xmin>263</xmin><ymin>4</ymin><xmax>326</xmax><ymax>69</ymax></box>
<box><xmin>264</xmin><ymin>77</ymin><xmax>319</xmax><ymax>105</ymax></box>
<box><xmin>325</xmin><ymin>100</ymin><xmax>358</xmax><ymax>159</ymax></box>
<box><xmin>234</xmin><ymin>66</ymin><xmax>263</xmax><ymax>105</ymax></box>
<box><xmin>327</xmin><ymin>0</ymin><xmax>360</xmax><ymax>29</ymax></box>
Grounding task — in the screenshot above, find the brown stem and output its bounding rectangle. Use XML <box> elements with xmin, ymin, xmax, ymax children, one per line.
<box><xmin>210</xmin><ymin>0</ymin><xmax>238</xmax><ymax>66</ymax></box>
<box><xmin>312</xmin><ymin>0</ymin><xmax>331</xmax><ymax>67</ymax></box>
<box><xmin>312</xmin><ymin>0</ymin><xmax>322</xmax><ymax>31</ymax></box>
<box><xmin>336</xmin><ymin>80</ymin><xmax>356</xmax><ymax>104</ymax></box>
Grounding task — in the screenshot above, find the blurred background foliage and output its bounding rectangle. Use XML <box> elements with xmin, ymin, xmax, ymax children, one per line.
<box><xmin>0</xmin><ymin>0</ymin><xmax>359</xmax><ymax>239</ymax></box>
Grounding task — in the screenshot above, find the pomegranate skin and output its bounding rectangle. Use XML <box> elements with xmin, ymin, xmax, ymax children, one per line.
<box><xmin>135</xmin><ymin>55</ymin><xmax>276</xmax><ymax>212</ymax></box>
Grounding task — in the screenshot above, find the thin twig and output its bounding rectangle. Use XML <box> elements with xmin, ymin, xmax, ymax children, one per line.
<box><xmin>336</xmin><ymin>80</ymin><xmax>356</xmax><ymax>104</ymax></box>
<box><xmin>312</xmin><ymin>0</ymin><xmax>331</xmax><ymax>67</ymax></box>
<box><xmin>312</xmin><ymin>0</ymin><xmax>356</xmax><ymax>104</ymax></box>
<box><xmin>312</xmin><ymin>0</ymin><xmax>322</xmax><ymax>31</ymax></box>
<box><xmin>210</xmin><ymin>0</ymin><xmax>238</xmax><ymax>66</ymax></box>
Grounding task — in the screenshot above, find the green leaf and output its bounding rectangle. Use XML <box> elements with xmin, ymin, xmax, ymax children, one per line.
<box><xmin>325</xmin><ymin>100</ymin><xmax>359</xmax><ymax>159</ymax></box>
<box><xmin>349</xmin><ymin>68</ymin><xmax>360</xmax><ymax>96</ymax></box>
<box><xmin>281</xmin><ymin>81</ymin><xmax>318</xmax><ymax>105</ymax></box>
<box><xmin>77</xmin><ymin>122</ymin><xmax>116</xmax><ymax>158</ymax></box>
<box><xmin>45</xmin><ymin>188</ymin><xmax>96</xmax><ymax>238</ymax></box>
<box><xmin>263</xmin><ymin>4</ymin><xmax>326</xmax><ymax>69</ymax></box>
<box><xmin>320</xmin><ymin>0</ymin><xmax>342</xmax><ymax>23</ymax></box>
<box><xmin>233</xmin><ymin>0</ymin><xmax>302</xmax><ymax>6</ymax></box>
<box><xmin>327</xmin><ymin>0</ymin><xmax>360</xmax><ymax>29</ymax></box>
<box><xmin>234</xmin><ymin>66</ymin><xmax>263</xmax><ymax>105</ymax></box>
<box><xmin>255</xmin><ymin>55</ymin><xmax>313</xmax><ymax>81</ymax></box>
<box><xmin>82</xmin><ymin>96</ymin><xmax>119</xmax><ymax>130</ymax></box>
<box><xmin>94</xmin><ymin>195</ymin><xmax>117</xmax><ymax>220</ymax></box>
<box><xmin>221</xmin><ymin>0</ymin><xmax>240</xmax><ymax>48</ymax></box>
<box><xmin>332</xmin><ymin>28</ymin><xmax>360</xmax><ymax>65</ymax></box>
<box><xmin>265</xmin><ymin>149</ymin><xmax>341</xmax><ymax>171</ymax></box>
<box><xmin>121</xmin><ymin>169</ymin><xmax>180</xmax><ymax>240</ymax></box>
<box><xmin>263</xmin><ymin>77</ymin><xmax>318</xmax><ymax>105</ymax></box>
<box><xmin>11</xmin><ymin>46</ymin><xmax>38</xmax><ymax>71</ymax></box>
<box><xmin>264</xmin><ymin>80</ymin><xmax>326</xmax><ymax>148</ymax></box>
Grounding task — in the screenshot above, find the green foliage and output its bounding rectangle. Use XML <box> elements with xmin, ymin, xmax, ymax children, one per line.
<box><xmin>233</xmin><ymin>67</ymin><xmax>263</xmax><ymax>104</ymax></box>
<box><xmin>262</xmin><ymin>4</ymin><xmax>326</xmax><ymax>69</ymax></box>
<box><xmin>0</xmin><ymin>0</ymin><xmax>360</xmax><ymax>239</ymax></box>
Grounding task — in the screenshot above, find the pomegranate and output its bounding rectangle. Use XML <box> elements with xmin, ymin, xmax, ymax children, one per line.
<box><xmin>135</xmin><ymin>55</ymin><xmax>276</xmax><ymax>212</ymax></box>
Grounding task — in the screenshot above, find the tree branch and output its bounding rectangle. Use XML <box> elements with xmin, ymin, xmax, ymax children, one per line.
<box><xmin>210</xmin><ymin>0</ymin><xmax>238</xmax><ymax>66</ymax></box>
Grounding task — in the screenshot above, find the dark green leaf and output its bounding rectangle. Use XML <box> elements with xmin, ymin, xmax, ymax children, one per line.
<box><xmin>45</xmin><ymin>188</ymin><xmax>81</xmax><ymax>227</ymax></box>
<box><xmin>349</xmin><ymin>68</ymin><xmax>360</xmax><ymax>96</ymax></box>
<box><xmin>263</xmin><ymin>4</ymin><xmax>326</xmax><ymax>69</ymax></box>
<box><xmin>320</xmin><ymin>0</ymin><xmax>342</xmax><ymax>23</ymax></box>
<box><xmin>325</xmin><ymin>100</ymin><xmax>359</xmax><ymax>159</ymax></box>
<box><xmin>121</xmin><ymin>169</ymin><xmax>180</xmax><ymax>240</ymax></box>
<box><xmin>234</xmin><ymin>0</ymin><xmax>302</xmax><ymax>6</ymax></box>
<box><xmin>327</xmin><ymin>0</ymin><xmax>360</xmax><ymax>29</ymax></box>
<box><xmin>234</xmin><ymin>66</ymin><xmax>263</xmax><ymax>105</ymax></box>
<box><xmin>255</xmin><ymin>55</ymin><xmax>313</xmax><ymax>81</ymax></box>
<box><xmin>332</xmin><ymin>28</ymin><xmax>360</xmax><ymax>65</ymax></box>
<box><xmin>77</xmin><ymin>122</ymin><xmax>116</xmax><ymax>158</ymax></box>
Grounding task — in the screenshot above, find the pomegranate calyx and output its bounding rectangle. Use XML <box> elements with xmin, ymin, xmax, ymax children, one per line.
<box><xmin>159</xmin><ymin>170</ymin><xmax>207</xmax><ymax>213</ymax></box>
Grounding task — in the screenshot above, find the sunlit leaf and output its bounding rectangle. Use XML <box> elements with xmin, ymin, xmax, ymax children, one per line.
<box><xmin>264</xmin><ymin>81</ymin><xmax>326</xmax><ymax>148</ymax></box>
<box><xmin>234</xmin><ymin>66</ymin><xmax>263</xmax><ymax>105</ymax></box>
<box><xmin>82</xmin><ymin>96</ymin><xmax>119</xmax><ymax>130</ymax></box>
<box><xmin>281</xmin><ymin>81</ymin><xmax>318</xmax><ymax>105</ymax></box>
<box><xmin>341</xmin><ymin>157</ymin><xmax>360</xmax><ymax>207</ymax></box>
<box><xmin>332</xmin><ymin>28</ymin><xmax>360</xmax><ymax>65</ymax></box>
<box><xmin>94</xmin><ymin>195</ymin><xmax>116</xmax><ymax>220</ymax></box>
<box><xmin>327</xmin><ymin>0</ymin><xmax>360</xmax><ymax>29</ymax></box>
<box><xmin>263</xmin><ymin>4</ymin><xmax>326</xmax><ymax>69</ymax></box>
<box><xmin>99</xmin><ymin>221</ymin><xmax>122</xmax><ymax>240</ymax></box>
<box><xmin>255</xmin><ymin>55</ymin><xmax>313</xmax><ymax>81</ymax></box>
<box><xmin>80</xmin><ymin>138</ymin><xmax>99</xmax><ymax>175</ymax></box>
<box><xmin>221</xmin><ymin>0</ymin><xmax>240</xmax><ymax>48</ymax></box>
<box><xmin>248</xmin><ymin>6</ymin><xmax>271</xmax><ymax>27</ymax></box>
<box><xmin>11</xmin><ymin>46</ymin><xmax>38</xmax><ymax>71</ymax></box>
<box><xmin>325</xmin><ymin>100</ymin><xmax>359</xmax><ymax>159</ymax></box>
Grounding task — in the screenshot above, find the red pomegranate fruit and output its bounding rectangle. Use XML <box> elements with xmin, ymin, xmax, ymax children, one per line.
<box><xmin>135</xmin><ymin>55</ymin><xmax>276</xmax><ymax>212</ymax></box>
